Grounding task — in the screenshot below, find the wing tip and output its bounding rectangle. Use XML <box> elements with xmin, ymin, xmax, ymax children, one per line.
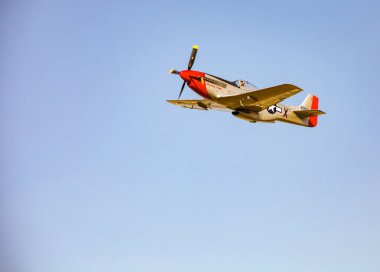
<box><xmin>283</xmin><ymin>83</ymin><xmax>303</xmax><ymax>92</ymax></box>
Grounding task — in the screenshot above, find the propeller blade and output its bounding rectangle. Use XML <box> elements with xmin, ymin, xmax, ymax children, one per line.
<box><xmin>169</xmin><ymin>69</ymin><xmax>179</xmax><ymax>74</ymax></box>
<box><xmin>187</xmin><ymin>45</ymin><xmax>198</xmax><ymax>70</ymax></box>
<box><xmin>178</xmin><ymin>81</ymin><xmax>186</xmax><ymax>99</ymax></box>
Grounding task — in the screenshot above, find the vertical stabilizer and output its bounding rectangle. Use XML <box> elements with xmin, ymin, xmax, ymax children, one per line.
<box><xmin>300</xmin><ymin>94</ymin><xmax>319</xmax><ymax>127</ymax></box>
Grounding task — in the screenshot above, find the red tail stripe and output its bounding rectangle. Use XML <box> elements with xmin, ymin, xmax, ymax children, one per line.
<box><xmin>311</xmin><ymin>96</ymin><xmax>319</xmax><ymax>109</ymax></box>
<box><xmin>308</xmin><ymin>96</ymin><xmax>319</xmax><ymax>127</ymax></box>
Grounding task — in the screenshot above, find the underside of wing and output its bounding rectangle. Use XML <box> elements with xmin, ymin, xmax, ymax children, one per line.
<box><xmin>167</xmin><ymin>99</ymin><xmax>231</xmax><ymax>112</ymax></box>
<box><xmin>216</xmin><ymin>84</ymin><xmax>303</xmax><ymax>112</ymax></box>
<box><xmin>293</xmin><ymin>109</ymin><xmax>326</xmax><ymax>117</ymax></box>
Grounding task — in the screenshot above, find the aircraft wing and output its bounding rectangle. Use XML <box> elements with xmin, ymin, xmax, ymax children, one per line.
<box><xmin>216</xmin><ymin>84</ymin><xmax>302</xmax><ymax>112</ymax></box>
<box><xmin>167</xmin><ymin>99</ymin><xmax>231</xmax><ymax>112</ymax></box>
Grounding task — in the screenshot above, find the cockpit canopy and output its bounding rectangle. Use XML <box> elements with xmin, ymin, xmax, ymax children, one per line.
<box><xmin>234</xmin><ymin>79</ymin><xmax>258</xmax><ymax>90</ymax></box>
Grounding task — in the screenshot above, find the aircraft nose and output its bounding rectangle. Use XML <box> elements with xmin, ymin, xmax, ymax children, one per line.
<box><xmin>179</xmin><ymin>70</ymin><xmax>191</xmax><ymax>82</ymax></box>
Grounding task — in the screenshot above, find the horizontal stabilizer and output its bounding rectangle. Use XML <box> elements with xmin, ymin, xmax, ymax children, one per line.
<box><xmin>294</xmin><ymin>109</ymin><xmax>326</xmax><ymax>118</ymax></box>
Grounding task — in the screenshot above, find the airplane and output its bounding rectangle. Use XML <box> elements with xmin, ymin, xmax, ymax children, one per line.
<box><xmin>168</xmin><ymin>45</ymin><xmax>325</xmax><ymax>127</ymax></box>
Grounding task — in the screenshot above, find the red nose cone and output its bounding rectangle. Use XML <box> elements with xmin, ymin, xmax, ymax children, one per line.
<box><xmin>177</xmin><ymin>70</ymin><xmax>210</xmax><ymax>99</ymax></box>
<box><xmin>179</xmin><ymin>70</ymin><xmax>191</xmax><ymax>82</ymax></box>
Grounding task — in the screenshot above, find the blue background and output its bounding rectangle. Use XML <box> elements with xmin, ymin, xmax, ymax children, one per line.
<box><xmin>1</xmin><ymin>1</ymin><xmax>379</xmax><ymax>271</ymax></box>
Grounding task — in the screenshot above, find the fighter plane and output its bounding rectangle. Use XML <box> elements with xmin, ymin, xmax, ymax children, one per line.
<box><xmin>168</xmin><ymin>45</ymin><xmax>325</xmax><ymax>127</ymax></box>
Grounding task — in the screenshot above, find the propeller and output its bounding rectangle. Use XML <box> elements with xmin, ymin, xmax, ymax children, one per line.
<box><xmin>187</xmin><ymin>45</ymin><xmax>198</xmax><ymax>70</ymax></box>
<box><xmin>178</xmin><ymin>81</ymin><xmax>186</xmax><ymax>99</ymax></box>
<box><xmin>169</xmin><ymin>69</ymin><xmax>179</xmax><ymax>75</ymax></box>
<box><xmin>169</xmin><ymin>45</ymin><xmax>199</xmax><ymax>99</ymax></box>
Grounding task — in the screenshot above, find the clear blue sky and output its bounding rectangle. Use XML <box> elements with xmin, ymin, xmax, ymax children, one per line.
<box><xmin>1</xmin><ymin>1</ymin><xmax>379</xmax><ymax>271</ymax></box>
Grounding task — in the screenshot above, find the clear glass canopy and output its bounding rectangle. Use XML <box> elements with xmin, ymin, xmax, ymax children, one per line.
<box><xmin>234</xmin><ymin>80</ymin><xmax>258</xmax><ymax>90</ymax></box>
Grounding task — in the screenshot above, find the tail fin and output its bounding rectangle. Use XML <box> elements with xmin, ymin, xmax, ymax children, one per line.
<box><xmin>299</xmin><ymin>94</ymin><xmax>320</xmax><ymax>127</ymax></box>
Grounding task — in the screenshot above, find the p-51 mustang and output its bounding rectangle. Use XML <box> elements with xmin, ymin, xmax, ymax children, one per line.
<box><xmin>168</xmin><ymin>45</ymin><xmax>325</xmax><ymax>127</ymax></box>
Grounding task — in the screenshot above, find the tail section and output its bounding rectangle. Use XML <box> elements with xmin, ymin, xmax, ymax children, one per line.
<box><xmin>298</xmin><ymin>94</ymin><xmax>323</xmax><ymax>127</ymax></box>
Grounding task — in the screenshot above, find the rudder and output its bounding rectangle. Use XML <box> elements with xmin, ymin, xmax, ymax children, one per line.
<box><xmin>300</xmin><ymin>94</ymin><xmax>319</xmax><ymax>127</ymax></box>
